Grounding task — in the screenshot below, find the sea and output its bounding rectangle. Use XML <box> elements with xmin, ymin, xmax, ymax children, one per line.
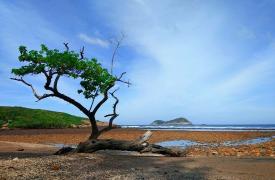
<box><xmin>121</xmin><ymin>124</ymin><xmax>275</xmax><ymax>131</ymax></box>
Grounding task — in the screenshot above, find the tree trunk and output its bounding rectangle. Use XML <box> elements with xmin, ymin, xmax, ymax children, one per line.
<box><xmin>55</xmin><ymin>131</ymin><xmax>186</xmax><ymax>157</ymax></box>
<box><xmin>88</xmin><ymin>115</ymin><xmax>100</xmax><ymax>139</ymax></box>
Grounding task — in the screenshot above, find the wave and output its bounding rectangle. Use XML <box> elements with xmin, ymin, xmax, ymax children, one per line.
<box><xmin>121</xmin><ymin>124</ymin><xmax>275</xmax><ymax>131</ymax></box>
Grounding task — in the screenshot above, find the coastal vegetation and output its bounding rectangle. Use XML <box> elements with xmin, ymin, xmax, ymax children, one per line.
<box><xmin>0</xmin><ymin>106</ymin><xmax>83</xmax><ymax>128</ymax></box>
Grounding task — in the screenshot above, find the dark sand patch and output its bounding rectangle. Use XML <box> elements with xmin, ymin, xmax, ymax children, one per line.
<box><xmin>0</xmin><ymin>152</ymin><xmax>274</xmax><ymax>179</ymax></box>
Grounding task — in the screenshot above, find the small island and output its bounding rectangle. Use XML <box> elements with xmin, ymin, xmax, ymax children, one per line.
<box><xmin>151</xmin><ymin>117</ymin><xmax>192</xmax><ymax>126</ymax></box>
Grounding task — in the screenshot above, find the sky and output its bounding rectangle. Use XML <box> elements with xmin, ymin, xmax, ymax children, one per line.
<box><xmin>0</xmin><ymin>0</ymin><xmax>275</xmax><ymax>125</ymax></box>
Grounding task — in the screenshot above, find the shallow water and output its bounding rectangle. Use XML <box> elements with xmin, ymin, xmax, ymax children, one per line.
<box><xmin>222</xmin><ymin>136</ymin><xmax>275</xmax><ymax>146</ymax></box>
<box><xmin>49</xmin><ymin>143</ymin><xmax>77</xmax><ymax>148</ymax></box>
<box><xmin>156</xmin><ymin>140</ymin><xmax>207</xmax><ymax>148</ymax></box>
<box><xmin>156</xmin><ymin>136</ymin><xmax>275</xmax><ymax>149</ymax></box>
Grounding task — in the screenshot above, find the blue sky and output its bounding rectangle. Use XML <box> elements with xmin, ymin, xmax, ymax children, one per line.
<box><xmin>1</xmin><ymin>0</ymin><xmax>275</xmax><ymax>125</ymax></box>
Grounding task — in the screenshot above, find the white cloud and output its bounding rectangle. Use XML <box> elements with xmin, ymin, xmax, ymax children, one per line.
<box><xmin>78</xmin><ymin>33</ymin><xmax>109</xmax><ymax>48</ymax></box>
<box><xmin>91</xmin><ymin>1</ymin><xmax>275</xmax><ymax>124</ymax></box>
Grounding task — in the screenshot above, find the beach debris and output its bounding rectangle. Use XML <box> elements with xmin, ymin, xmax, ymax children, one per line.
<box><xmin>211</xmin><ymin>150</ymin><xmax>218</xmax><ymax>155</ymax></box>
<box><xmin>136</xmin><ymin>130</ymin><xmax>152</xmax><ymax>144</ymax></box>
<box><xmin>84</xmin><ymin>157</ymin><xmax>95</xmax><ymax>160</ymax></box>
<box><xmin>55</xmin><ymin>131</ymin><xmax>186</xmax><ymax>157</ymax></box>
<box><xmin>54</xmin><ymin>146</ymin><xmax>74</xmax><ymax>155</ymax></box>
<box><xmin>12</xmin><ymin>157</ymin><xmax>19</xmax><ymax>161</ymax></box>
<box><xmin>51</xmin><ymin>164</ymin><xmax>61</xmax><ymax>171</ymax></box>
<box><xmin>16</xmin><ymin>148</ymin><xmax>24</xmax><ymax>151</ymax></box>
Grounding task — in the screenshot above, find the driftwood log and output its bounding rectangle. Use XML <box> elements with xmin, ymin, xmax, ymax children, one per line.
<box><xmin>55</xmin><ymin>131</ymin><xmax>186</xmax><ymax>157</ymax></box>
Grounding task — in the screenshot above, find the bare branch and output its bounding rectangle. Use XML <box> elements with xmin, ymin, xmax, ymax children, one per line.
<box><xmin>104</xmin><ymin>114</ymin><xmax>115</xmax><ymax>117</ymax></box>
<box><xmin>117</xmin><ymin>72</ymin><xmax>126</xmax><ymax>80</ymax></box>
<box><xmin>10</xmin><ymin>77</ymin><xmax>54</xmax><ymax>101</ymax></box>
<box><xmin>80</xmin><ymin>46</ymin><xmax>85</xmax><ymax>60</ymax></box>
<box><xmin>110</xmin><ymin>33</ymin><xmax>124</xmax><ymax>75</ymax></box>
<box><xmin>63</xmin><ymin>42</ymin><xmax>69</xmax><ymax>51</ymax></box>
<box><xmin>115</xmin><ymin>72</ymin><xmax>131</xmax><ymax>86</ymax></box>
<box><xmin>117</xmin><ymin>79</ymin><xmax>131</xmax><ymax>87</ymax></box>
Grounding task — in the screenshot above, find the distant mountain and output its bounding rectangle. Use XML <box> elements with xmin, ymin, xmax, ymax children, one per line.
<box><xmin>151</xmin><ymin>117</ymin><xmax>192</xmax><ymax>125</ymax></box>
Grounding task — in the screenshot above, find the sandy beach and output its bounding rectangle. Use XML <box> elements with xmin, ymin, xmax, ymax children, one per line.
<box><xmin>0</xmin><ymin>128</ymin><xmax>274</xmax><ymax>179</ymax></box>
<box><xmin>0</xmin><ymin>128</ymin><xmax>274</xmax><ymax>157</ymax></box>
<box><xmin>1</xmin><ymin>128</ymin><xmax>274</xmax><ymax>143</ymax></box>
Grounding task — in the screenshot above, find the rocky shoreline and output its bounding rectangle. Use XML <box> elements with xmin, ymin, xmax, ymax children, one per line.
<box><xmin>0</xmin><ymin>128</ymin><xmax>274</xmax><ymax>157</ymax></box>
<box><xmin>0</xmin><ymin>129</ymin><xmax>274</xmax><ymax>179</ymax></box>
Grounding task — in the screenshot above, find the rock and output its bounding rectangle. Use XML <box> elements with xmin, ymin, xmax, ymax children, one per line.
<box><xmin>1</xmin><ymin>123</ymin><xmax>9</xmax><ymax>129</ymax></box>
<box><xmin>211</xmin><ymin>150</ymin><xmax>218</xmax><ymax>155</ymax></box>
<box><xmin>84</xmin><ymin>157</ymin><xmax>95</xmax><ymax>160</ymax></box>
<box><xmin>70</xmin><ymin>124</ymin><xmax>77</xmax><ymax>128</ymax></box>
<box><xmin>82</xmin><ymin>120</ymin><xmax>91</xmax><ymax>125</ymax></box>
<box><xmin>223</xmin><ymin>152</ymin><xmax>230</xmax><ymax>156</ymax></box>
<box><xmin>51</xmin><ymin>164</ymin><xmax>61</xmax><ymax>171</ymax></box>
<box><xmin>12</xmin><ymin>157</ymin><xmax>19</xmax><ymax>161</ymax></box>
<box><xmin>17</xmin><ymin>148</ymin><xmax>24</xmax><ymax>151</ymax></box>
<box><xmin>237</xmin><ymin>152</ymin><xmax>243</xmax><ymax>157</ymax></box>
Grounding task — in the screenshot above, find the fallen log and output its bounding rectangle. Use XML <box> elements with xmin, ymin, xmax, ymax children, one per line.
<box><xmin>54</xmin><ymin>131</ymin><xmax>186</xmax><ymax>157</ymax></box>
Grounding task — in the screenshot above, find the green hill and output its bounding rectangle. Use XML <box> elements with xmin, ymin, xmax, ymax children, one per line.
<box><xmin>0</xmin><ymin>106</ymin><xmax>84</xmax><ymax>129</ymax></box>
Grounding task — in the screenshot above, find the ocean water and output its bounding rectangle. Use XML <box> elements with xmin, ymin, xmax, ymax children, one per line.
<box><xmin>121</xmin><ymin>124</ymin><xmax>275</xmax><ymax>131</ymax></box>
<box><xmin>156</xmin><ymin>136</ymin><xmax>275</xmax><ymax>149</ymax></box>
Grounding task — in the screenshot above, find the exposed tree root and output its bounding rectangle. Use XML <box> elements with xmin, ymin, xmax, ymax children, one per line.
<box><xmin>54</xmin><ymin>131</ymin><xmax>186</xmax><ymax>157</ymax></box>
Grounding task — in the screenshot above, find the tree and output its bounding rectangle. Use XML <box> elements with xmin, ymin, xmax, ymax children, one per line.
<box><xmin>11</xmin><ymin>42</ymin><xmax>185</xmax><ymax>156</ymax></box>
<box><xmin>11</xmin><ymin>42</ymin><xmax>129</xmax><ymax>139</ymax></box>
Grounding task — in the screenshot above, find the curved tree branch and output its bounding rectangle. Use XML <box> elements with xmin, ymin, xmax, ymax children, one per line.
<box><xmin>41</xmin><ymin>74</ymin><xmax>91</xmax><ymax>117</ymax></box>
<box><xmin>99</xmin><ymin>88</ymin><xmax>119</xmax><ymax>134</ymax></box>
<box><xmin>63</xmin><ymin>42</ymin><xmax>69</xmax><ymax>51</ymax></box>
<box><xmin>10</xmin><ymin>77</ymin><xmax>54</xmax><ymax>101</ymax></box>
<box><xmin>91</xmin><ymin>84</ymin><xmax>114</xmax><ymax>115</ymax></box>
<box><xmin>110</xmin><ymin>33</ymin><xmax>124</xmax><ymax>75</ymax></box>
<box><xmin>80</xmin><ymin>46</ymin><xmax>84</xmax><ymax>60</ymax></box>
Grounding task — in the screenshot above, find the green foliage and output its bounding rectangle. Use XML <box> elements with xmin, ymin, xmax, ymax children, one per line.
<box><xmin>0</xmin><ymin>106</ymin><xmax>83</xmax><ymax>129</ymax></box>
<box><xmin>12</xmin><ymin>44</ymin><xmax>116</xmax><ymax>99</ymax></box>
<box><xmin>0</xmin><ymin>120</ymin><xmax>3</xmax><ymax>128</ymax></box>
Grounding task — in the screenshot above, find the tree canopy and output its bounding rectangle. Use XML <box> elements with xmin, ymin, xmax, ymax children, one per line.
<box><xmin>12</xmin><ymin>44</ymin><xmax>116</xmax><ymax>99</ymax></box>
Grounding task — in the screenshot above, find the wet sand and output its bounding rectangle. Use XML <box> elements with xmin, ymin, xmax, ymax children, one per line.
<box><xmin>0</xmin><ymin>128</ymin><xmax>274</xmax><ymax>144</ymax></box>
